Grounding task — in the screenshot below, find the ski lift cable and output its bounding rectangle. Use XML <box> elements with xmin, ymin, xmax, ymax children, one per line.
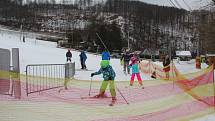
<box><xmin>182</xmin><ymin>0</ymin><xmax>192</xmax><ymax>11</ymax></box>
<box><xmin>96</xmin><ymin>33</ymin><xmax>110</xmax><ymax>52</ymax></box>
<box><xmin>169</xmin><ymin>0</ymin><xmax>178</xmax><ymax>8</ymax></box>
<box><xmin>173</xmin><ymin>0</ymin><xmax>183</xmax><ymax>9</ymax></box>
<box><xmin>168</xmin><ymin>0</ymin><xmax>178</xmax><ymax>8</ymax></box>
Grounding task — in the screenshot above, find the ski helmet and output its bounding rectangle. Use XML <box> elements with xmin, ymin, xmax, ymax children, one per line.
<box><xmin>100</xmin><ymin>60</ymin><xmax>110</xmax><ymax>68</ymax></box>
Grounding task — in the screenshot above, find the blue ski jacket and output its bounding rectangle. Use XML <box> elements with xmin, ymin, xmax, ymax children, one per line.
<box><xmin>80</xmin><ymin>51</ymin><xmax>87</xmax><ymax>62</ymax></box>
<box><xmin>102</xmin><ymin>51</ymin><xmax>110</xmax><ymax>60</ymax></box>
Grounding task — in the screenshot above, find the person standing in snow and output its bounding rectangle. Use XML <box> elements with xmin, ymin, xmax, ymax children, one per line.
<box><xmin>23</xmin><ymin>36</ymin><xmax>25</xmax><ymax>43</ymax></box>
<box><xmin>80</xmin><ymin>50</ymin><xmax>87</xmax><ymax>69</ymax></box>
<box><xmin>128</xmin><ymin>55</ymin><xmax>143</xmax><ymax>87</ymax></box>
<box><xmin>66</xmin><ymin>49</ymin><xmax>72</xmax><ymax>62</ymax></box>
<box><xmin>163</xmin><ymin>55</ymin><xmax>170</xmax><ymax>80</ymax></box>
<box><xmin>121</xmin><ymin>50</ymin><xmax>131</xmax><ymax>74</ymax></box>
<box><xmin>101</xmin><ymin>49</ymin><xmax>110</xmax><ymax>61</ymax></box>
<box><xmin>90</xmin><ymin>60</ymin><xmax>116</xmax><ymax>106</ymax></box>
<box><xmin>177</xmin><ymin>57</ymin><xmax>180</xmax><ymax>64</ymax></box>
<box><xmin>132</xmin><ymin>52</ymin><xmax>140</xmax><ymax>63</ymax></box>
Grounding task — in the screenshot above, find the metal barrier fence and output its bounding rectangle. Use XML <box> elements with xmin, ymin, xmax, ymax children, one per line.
<box><xmin>26</xmin><ymin>64</ymin><xmax>67</xmax><ymax>96</ymax></box>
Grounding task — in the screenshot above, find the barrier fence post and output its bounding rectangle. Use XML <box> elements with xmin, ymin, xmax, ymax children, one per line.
<box><xmin>213</xmin><ymin>64</ymin><xmax>215</xmax><ymax>110</ymax></box>
<box><xmin>149</xmin><ymin>60</ymin><xmax>151</xmax><ymax>74</ymax></box>
<box><xmin>65</xmin><ymin>62</ymin><xmax>75</xmax><ymax>89</ymax></box>
<box><xmin>65</xmin><ymin>62</ymin><xmax>75</xmax><ymax>79</ymax></box>
<box><xmin>172</xmin><ymin>60</ymin><xmax>175</xmax><ymax>89</ymax></box>
<box><xmin>12</xmin><ymin>48</ymin><xmax>21</xmax><ymax>99</ymax></box>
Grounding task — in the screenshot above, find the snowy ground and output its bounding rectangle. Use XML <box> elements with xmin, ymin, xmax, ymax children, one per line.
<box><xmin>0</xmin><ymin>26</ymin><xmax>151</xmax><ymax>81</ymax></box>
<box><xmin>0</xmin><ymin>26</ymin><xmax>214</xmax><ymax>121</ymax></box>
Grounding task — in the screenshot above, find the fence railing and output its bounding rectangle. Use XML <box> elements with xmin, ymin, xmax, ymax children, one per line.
<box><xmin>26</xmin><ymin>63</ymin><xmax>75</xmax><ymax>96</ymax></box>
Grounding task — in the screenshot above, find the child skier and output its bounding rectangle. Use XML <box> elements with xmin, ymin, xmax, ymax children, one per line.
<box><xmin>128</xmin><ymin>55</ymin><xmax>143</xmax><ymax>88</ymax></box>
<box><xmin>101</xmin><ymin>49</ymin><xmax>110</xmax><ymax>60</ymax></box>
<box><xmin>121</xmin><ymin>50</ymin><xmax>131</xmax><ymax>74</ymax></box>
<box><xmin>91</xmin><ymin>60</ymin><xmax>117</xmax><ymax>106</ymax></box>
<box><xmin>163</xmin><ymin>55</ymin><xmax>170</xmax><ymax>80</ymax></box>
<box><xmin>66</xmin><ymin>49</ymin><xmax>72</xmax><ymax>62</ymax></box>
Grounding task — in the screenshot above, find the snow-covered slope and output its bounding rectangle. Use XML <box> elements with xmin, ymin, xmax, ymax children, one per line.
<box><xmin>0</xmin><ymin>26</ymin><xmax>209</xmax><ymax>81</ymax></box>
<box><xmin>0</xmin><ymin>26</ymin><xmax>151</xmax><ymax>81</ymax></box>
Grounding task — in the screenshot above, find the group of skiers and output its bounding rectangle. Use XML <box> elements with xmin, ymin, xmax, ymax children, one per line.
<box><xmin>66</xmin><ymin>49</ymin><xmax>87</xmax><ymax>70</ymax></box>
<box><xmin>66</xmin><ymin>48</ymin><xmax>171</xmax><ymax>106</ymax></box>
<box><xmin>120</xmin><ymin>50</ymin><xmax>143</xmax><ymax>87</ymax></box>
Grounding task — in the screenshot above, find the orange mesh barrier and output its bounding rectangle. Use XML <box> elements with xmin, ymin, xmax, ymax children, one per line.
<box><xmin>0</xmin><ymin>64</ymin><xmax>215</xmax><ymax>121</ymax></box>
<box><xmin>139</xmin><ymin>60</ymin><xmax>215</xmax><ymax>107</ymax></box>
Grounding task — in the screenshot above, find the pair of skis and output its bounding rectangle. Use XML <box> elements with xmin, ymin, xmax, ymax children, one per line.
<box><xmin>85</xmin><ymin>77</ymin><xmax>129</xmax><ymax>106</ymax></box>
<box><xmin>80</xmin><ymin>96</ymin><xmax>115</xmax><ymax>106</ymax></box>
<box><xmin>125</xmin><ymin>86</ymin><xmax>144</xmax><ymax>89</ymax></box>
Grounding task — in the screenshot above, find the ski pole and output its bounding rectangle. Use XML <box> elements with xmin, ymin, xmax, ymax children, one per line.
<box><xmin>116</xmin><ymin>86</ymin><xmax>129</xmax><ymax>105</ymax></box>
<box><xmin>89</xmin><ymin>77</ymin><xmax>93</xmax><ymax>96</ymax></box>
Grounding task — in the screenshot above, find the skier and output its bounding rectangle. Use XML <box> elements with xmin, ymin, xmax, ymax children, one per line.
<box><xmin>151</xmin><ymin>71</ymin><xmax>156</xmax><ymax>79</ymax></box>
<box><xmin>177</xmin><ymin>57</ymin><xmax>180</xmax><ymax>64</ymax></box>
<box><xmin>163</xmin><ymin>55</ymin><xmax>170</xmax><ymax>80</ymax></box>
<box><xmin>23</xmin><ymin>36</ymin><xmax>25</xmax><ymax>43</ymax></box>
<box><xmin>91</xmin><ymin>60</ymin><xmax>117</xmax><ymax>106</ymax></box>
<box><xmin>132</xmin><ymin>52</ymin><xmax>140</xmax><ymax>63</ymax></box>
<box><xmin>128</xmin><ymin>55</ymin><xmax>143</xmax><ymax>87</ymax></box>
<box><xmin>121</xmin><ymin>50</ymin><xmax>131</xmax><ymax>74</ymax></box>
<box><xmin>66</xmin><ymin>49</ymin><xmax>72</xmax><ymax>62</ymax></box>
<box><xmin>101</xmin><ymin>49</ymin><xmax>110</xmax><ymax>60</ymax></box>
<box><xmin>79</xmin><ymin>50</ymin><xmax>87</xmax><ymax>69</ymax></box>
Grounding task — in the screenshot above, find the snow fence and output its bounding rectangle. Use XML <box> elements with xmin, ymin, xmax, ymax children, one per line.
<box><xmin>0</xmin><ymin>60</ymin><xmax>214</xmax><ymax>121</ymax></box>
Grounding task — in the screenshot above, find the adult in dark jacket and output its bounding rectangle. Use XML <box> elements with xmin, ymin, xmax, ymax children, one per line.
<box><xmin>121</xmin><ymin>51</ymin><xmax>131</xmax><ymax>74</ymax></box>
<box><xmin>66</xmin><ymin>49</ymin><xmax>72</xmax><ymax>62</ymax></box>
<box><xmin>80</xmin><ymin>50</ymin><xmax>87</xmax><ymax>69</ymax></box>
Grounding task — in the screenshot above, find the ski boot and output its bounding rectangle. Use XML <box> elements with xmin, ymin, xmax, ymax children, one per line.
<box><xmin>93</xmin><ymin>92</ymin><xmax>108</xmax><ymax>98</ymax></box>
<box><xmin>139</xmin><ymin>83</ymin><xmax>144</xmax><ymax>89</ymax></box>
<box><xmin>109</xmin><ymin>97</ymin><xmax>117</xmax><ymax>106</ymax></box>
<box><xmin>93</xmin><ymin>94</ymin><xmax>101</xmax><ymax>98</ymax></box>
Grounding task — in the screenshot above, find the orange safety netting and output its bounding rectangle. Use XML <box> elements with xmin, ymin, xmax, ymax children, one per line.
<box><xmin>0</xmin><ymin>62</ymin><xmax>215</xmax><ymax>121</ymax></box>
<box><xmin>139</xmin><ymin>60</ymin><xmax>177</xmax><ymax>80</ymax></box>
<box><xmin>139</xmin><ymin>60</ymin><xmax>215</xmax><ymax>107</ymax></box>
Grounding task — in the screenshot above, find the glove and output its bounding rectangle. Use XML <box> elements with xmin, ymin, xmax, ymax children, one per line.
<box><xmin>108</xmin><ymin>77</ymin><xmax>114</xmax><ymax>80</ymax></box>
<box><xmin>91</xmin><ymin>73</ymin><xmax>94</xmax><ymax>77</ymax></box>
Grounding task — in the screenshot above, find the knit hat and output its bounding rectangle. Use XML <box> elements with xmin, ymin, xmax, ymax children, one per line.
<box><xmin>100</xmin><ymin>60</ymin><xmax>110</xmax><ymax>68</ymax></box>
<box><xmin>131</xmin><ymin>56</ymin><xmax>137</xmax><ymax>64</ymax></box>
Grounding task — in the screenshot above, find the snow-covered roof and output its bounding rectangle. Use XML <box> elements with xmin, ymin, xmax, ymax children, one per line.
<box><xmin>176</xmin><ymin>51</ymin><xmax>191</xmax><ymax>57</ymax></box>
<box><xmin>140</xmin><ymin>49</ymin><xmax>159</xmax><ymax>55</ymax></box>
<box><xmin>206</xmin><ymin>54</ymin><xmax>215</xmax><ymax>57</ymax></box>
